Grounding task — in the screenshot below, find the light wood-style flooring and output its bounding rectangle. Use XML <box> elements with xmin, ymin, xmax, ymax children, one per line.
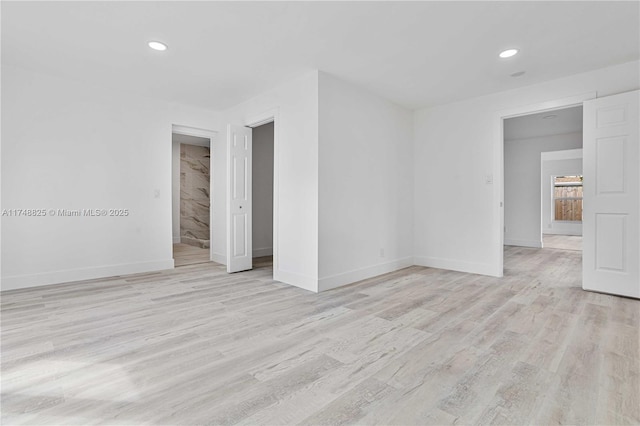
<box><xmin>543</xmin><ymin>234</ymin><xmax>583</xmax><ymax>251</ymax></box>
<box><xmin>1</xmin><ymin>246</ymin><xmax>638</xmax><ymax>425</ymax></box>
<box><xmin>173</xmin><ymin>243</ymin><xmax>212</xmax><ymax>267</ymax></box>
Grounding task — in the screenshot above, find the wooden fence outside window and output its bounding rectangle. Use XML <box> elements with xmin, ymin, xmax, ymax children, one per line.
<box><xmin>554</xmin><ymin>176</ymin><xmax>583</xmax><ymax>222</ymax></box>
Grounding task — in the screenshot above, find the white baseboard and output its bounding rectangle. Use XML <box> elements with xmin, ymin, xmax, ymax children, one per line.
<box><xmin>413</xmin><ymin>256</ymin><xmax>499</xmax><ymax>277</ymax></box>
<box><xmin>211</xmin><ymin>252</ymin><xmax>226</xmax><ymax>265</ymax></box>
<box><xmin>318</xmin><ymin>257</ymin><xmax>414</xmax><ymax>292</ymax></box>
<box><xmin>1</xmin><ymin>259</ymin><xmax>175</xmax><ymax>292</ymax></box>
<box><xmin>543</xmin><ymin>230</ymin><xmax>582</xmax><ymax>236</ymax></box>
<box><xmin>253</xmin><ymin>247</ymin><xmax>273</xmax><ymax>258</ymax></box>
<box><xmin>504</xmin><ymin>238</ymin><xmax>543</xmax><ymax>248</ymax></box>
<box><xmin>273</xmin><ymin>268</ymin><xmax>318</xmax><ymax>293</ymax></box>
<box><xmin>173</xmin><ymin>236</ymin><xmax>181</xmax><ymax>244</ymax></box>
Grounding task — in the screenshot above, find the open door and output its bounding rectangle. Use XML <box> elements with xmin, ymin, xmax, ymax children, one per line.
<box><xmin>583</xmin><ymin>90</ymin><xmax>639</xmax><ymax>298</ymax></box>
<box><xmin>226</xmin><ymin>124</ymin><xmax>253</xmax><ymax>273</ymax></box>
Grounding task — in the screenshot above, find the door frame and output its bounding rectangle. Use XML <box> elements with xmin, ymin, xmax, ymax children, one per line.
<box><xmin>171</xmin><ymin>124</ymin><xmax>218</xmax><ymax>264</ymax></box>
<box><xmin>494</xmin><ymin>92</ymin><xmax>595</xmax><ymax>276</ymax></box>
<box><xmin>245</xmin><ymin>108</ymin><xmax>280</xmax><ymax>276</ymax></box>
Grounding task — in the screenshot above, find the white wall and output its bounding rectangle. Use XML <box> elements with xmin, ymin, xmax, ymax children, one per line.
<box><xmin>318</xmin><ymin>72</ymin><xmax>414</xmax><ymax>291</ymax></box>
<box><xmin>541</xmin><ymin>149</ymin><xmax>583</xmax><ymax>236</ymax></box>
<box><xmin>504</xmin><ymin>132</ymin><xmax>582</xmax><ymax>247</ymax></box>
<box><xmin>1</xmin><ymin>65</ymin><xmax>219</xmax><ymax>290</ymax></box>
<box><xmin>215</xmin><ymin>71</ymin><xmax>319</xmax><ymax>291</ymax></box>
<box><xmin>5</xmin><ymin>60</ymin><xmax>639</xmax><ymax>291</ymax></box>
<box><xmin>252</xmin><ymin>122</ymin><xmax>274</xmax><ymax>258</ymax></box>
<box><xmin>414</xmin><ymin>61</ymin><xmax>640</xmax><ymax>276</ymax></box>
<box><xmin>217</xmin><ymin>71</ymin><xmax>414</xmax><ymax>292</ymax></box>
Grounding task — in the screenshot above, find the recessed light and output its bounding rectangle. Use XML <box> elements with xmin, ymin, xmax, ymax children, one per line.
<box><xmin>148</xmin><ymin>41</ymin><xmax>168</xmax><ymax>51</ymax></box>
<box><xmin>499</xmin><ymin>48</ymin><xmax>519</xmax><ymax>58</ymax></box>
<box><xmin>543</xmin><ymin>115</ymin><xmax>557</xmax><ymax>120</ymax></box>
<box><xmin>510</xmin><ymin>71</ymin><xmax>526</xmax><ymax>77</ymax></box>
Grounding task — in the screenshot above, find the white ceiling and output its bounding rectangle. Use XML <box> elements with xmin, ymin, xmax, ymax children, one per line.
<box><xmin>504</xmin><ymin>106</ymin><xmax>583</xmax><ymax>141</ymax></box>
<box><xmin>3</xmin><ymin>2</ymin><xmax>639</xmax><ymax>111</ymax></box>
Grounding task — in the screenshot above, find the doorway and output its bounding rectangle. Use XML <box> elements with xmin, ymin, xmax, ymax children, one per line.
<box><xmin>250</xmin><ymin>121</ymin><xmax>275</xmax><ymax>272</ymax></box>
<box><xmin>503</xmin><ymin>105</ymin><xmax>583</xmax><ymax>253</ymax></box>
<box><xmin>498</xmin><ymin>91</ymin><xmax>639</xmax><ymax>297</ymax></box>
<box><xmin>171</xmin><ymin>125</ymin><xmax>216</xmax><ymax>267</ymax></box>
<box><xmin>496</xmin><ymin>93</ymin><xmax>594</xmax><ymax>275</ymax></box>
<box><xmin>226</xmin><ymin>110</ymin><xmax>279</xmax><ymax>275</ymax></box>
<box><xmin>542</xmin><ymin>172</ymin><xmax>583</xmax><ymax>251</ymax></box>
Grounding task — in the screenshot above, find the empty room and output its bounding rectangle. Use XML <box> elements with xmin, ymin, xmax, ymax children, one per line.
<box><xmin>1</xmin><ymin>1</ymin><xmax>639</xmax><ymax>425</ymax></box>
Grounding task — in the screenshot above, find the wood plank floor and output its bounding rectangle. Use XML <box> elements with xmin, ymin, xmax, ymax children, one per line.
<box><xmin>543</xmin><ymin>234</ymin><xmax>583</xmax><ymax>251</ymax></box>
<box><xmin>1</xmin><ymin>246</ymin><xmax>638</xmax><ymax>425</ymax></box>
<box><xmin>173</xmin><ymin>243</ymin><xmax>212</xmax><ymax>267</ymax></box>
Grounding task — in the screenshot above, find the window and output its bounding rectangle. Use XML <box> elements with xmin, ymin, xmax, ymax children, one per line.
<box><xmin>554</xmin><ymin>176</ymin><xmax>583</xmax><ymax>221</ymax></box>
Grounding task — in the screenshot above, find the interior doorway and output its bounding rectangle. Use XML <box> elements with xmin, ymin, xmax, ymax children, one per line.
<box><xmin>496</xmin><ymin>93</ymin><xmax>594</xmax><ymax>276</ymax></box>
<box><xmin>226</xmin><ymin>111</ymin><xmax>279</xmax><ymax>276</ymax></box>
<box><xmin>171</xmin><ymin>125</ymin><xmax>216</xmax><ymax>267</ymax></box>
<box><xmin>503</xmin><ymin>105</ymin><xmax>584</xmax><ymax>251</ymax></box>
<box><xmin>250</xmin><ymin>121</ymin><xmax>275</xmax><ymax>272</ymax></box>
<box><xmin>542</xmin><ymin>173</ymin><xmax>583</xmax><ymax>251</ymax></box>
<box><xmin>497</xmin><ymin>90</ymin><xmax>638</xmax><ymax>297</ymax></box>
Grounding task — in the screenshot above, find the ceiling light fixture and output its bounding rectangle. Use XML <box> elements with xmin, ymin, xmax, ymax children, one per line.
<box><xmin>148</xmin><ymin>41</ymin><xmax>168</xmax><ymax>51</ymax></box>
<box><xmin>543</xmin><ymin>115</ymin><xmax>557</xmax><ymax>120</ymax></box>
<box><xmin>499</xmin><ymin>48</ymin><xmax>519</xmax><ymax>58</ymax></box>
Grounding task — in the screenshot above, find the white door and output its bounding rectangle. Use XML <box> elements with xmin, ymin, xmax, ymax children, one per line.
<box><xmin>226</xmin><ymin>124</ymin><xmax>253</xmax><ymax>273</ymax></box>
<box><xmin>583</xmin><ymin>90</ymin><xmax>639</xmax><ymax>298</ymax></box>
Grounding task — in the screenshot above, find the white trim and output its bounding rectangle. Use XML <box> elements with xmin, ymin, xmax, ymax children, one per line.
<box><xmin>273</xmin><ymin>268</ymin><xmax>317</xmax><ymax>293</ymax></box>
<box><xmin>245</xmin><ymin>108</ymin><xmax>278</xmax><ymax>128</ymax></box>
<box><xmin>225</xmin><ymin>124</ymin><xmax>233</xmax><ymax>271</ymax></box>
<box><xmin>211</xmin><ymin>252</ymin><xmax>226</xmax><ymax>265</ymax></box>
<box><xmin>171</xmin><ymin>124</ymin><xmax>218</xmax><ymax>268</ymax></box>
<box><xmin>1</xmin><ymin>259</ymin><xmax>175</xmax><ymax>292</ymax></box>
<box><xmin>245</xmin><ymin>108</ymin><xmax>280</xmax><ymax>279</ymax></box>
<box><xmin>543</xmin><ymin>230</ymin><xmax>582</xmax><ymax>236</ymax></box>
<box><xmin>173</xmin><ymin>236</ymin><xmax>181</xmax><ymax>244</ymax></box>
<box><xmin>495</xmin><ymin>92</ymin><xmax>595</xmax><ymax>277</ymax></box>
<box><xmin>414</xmin><ymin>256</ymin><xmax>499</xmax><ymax>277</ymax></box>
<box><xmin>253</xmin><ymin>247</ymin><xmax>273</xmax><ymax>258</ymax></box>
<box><xmin>498</xmin><ymin>93</ymin><xmax>595</xmax><ymax>120</ymax></box>
<box><xmin>172</xmin><ymin>125</ymin><xmax>217</xmax><ymax>139</ymax></box>
<box><xmin>504</xmin><ymin>239</ymin><xmax>543</xmax><ymax>248</ymax></box>
<box><xmin>541</xmin><ymin>148</ymin><xmax>583</xmax><ymax>161</ymax></box>
<box><xmin>318</xmin><ymin>257</ymin><xmax>414</xmax><ymax>292</ymax></box>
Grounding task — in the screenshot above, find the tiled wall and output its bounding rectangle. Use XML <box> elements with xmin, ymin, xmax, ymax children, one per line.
<box><xmin>180</xmin><ymin>144</ymin><xmax>210</xmax><ymax>248</ymax></box>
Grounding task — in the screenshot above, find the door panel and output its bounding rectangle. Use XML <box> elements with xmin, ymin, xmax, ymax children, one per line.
<box><xmin>596</xmin><ymin>136</ymin><xmax>626</xmax><ymax>194</ymax></box>
<box><xmin>595</xmin><ymin>213</ymin><xmax>626</xmax><ymax>272</ymax></box>
<box><xmin>226</xmin><ymin>124</ymin><xmax>252</xmax><ymax>273</ymax></box>
<box><xmin>583</xmin><ymin>90</ymin><xmax>639</xmax><ymax>298</ymax></box>
<box><xmin>233</xmin><ymin>215</ymin><xmax>247</xmax><ymax>257</ymax></box>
